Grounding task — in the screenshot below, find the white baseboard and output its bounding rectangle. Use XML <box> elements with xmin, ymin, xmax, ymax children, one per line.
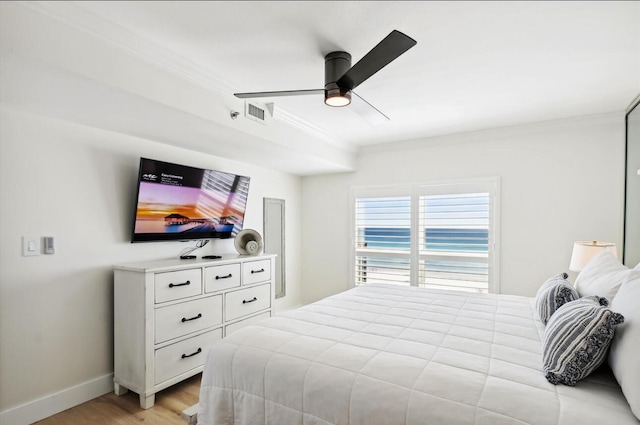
<box><xmin>0</xmin><ymin>373</ymin><xmax>113</xmax><ymax>425</ymax></box>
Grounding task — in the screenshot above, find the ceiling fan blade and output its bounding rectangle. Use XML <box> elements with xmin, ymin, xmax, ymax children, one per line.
<box><xmin>337</xmin><ymin>30</ymin><xmax>417</xmax><ymax>90</ymax></box>
<box><xmin>234</xmin><ymin>89</ymin><xmax>324</xmax><ymax>99</ymax></box>
<box><xmin>350</xmin><ymin>91</ymin><xmax>389</xmax><ymax>126</ymax></box>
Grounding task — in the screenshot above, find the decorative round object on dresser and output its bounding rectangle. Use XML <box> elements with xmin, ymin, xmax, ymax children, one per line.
<box><xmin>234</xmin><ymin>229</ymin><xmax>263</xmax><ymax>256</ymax></box>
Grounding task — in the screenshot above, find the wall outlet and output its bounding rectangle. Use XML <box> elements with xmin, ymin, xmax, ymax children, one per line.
<box><xmin>22</xmin><ymin>236</ymin><xmax>40</xmax><ymax>256</ymax></box>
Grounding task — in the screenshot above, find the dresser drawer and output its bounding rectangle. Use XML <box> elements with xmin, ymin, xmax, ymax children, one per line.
<box><xmin>225</xmin><ymin>311</ymin><xmax>271</xmax><ymax>336</ymax></box>
<box><xmin>204</xmin><ymin>263</ymin><xmax>241</xmax><ymax>293</ymax></box>
<box><xmin>154</xmin><ymin>329</ymin><xmax>222</xmax><ymax>385</ymax></box>
<box><xmin>242</xmin><ymin>259</ymin><xmax>271</xmax><ymax>286</ymax></box>
<box><xmin>155</xmin><ymin>295</ymin><xmax>222</xmax><ymax>344</ymax></box>
<box><xmin>225</xmin><ymin>283</ymin><xmax>271</xmax><ymax>322</ymax></box>
<box><xmin>155</xmin><ymin>269</ymin><xmax>202</xmax><ymax>303</ymax></box>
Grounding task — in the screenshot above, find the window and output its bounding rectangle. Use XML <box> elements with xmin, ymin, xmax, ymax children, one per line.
<box><xmin>352</xmin><ymin>178</ymin><xmax>499</xmax><ymax>293</ymax></box>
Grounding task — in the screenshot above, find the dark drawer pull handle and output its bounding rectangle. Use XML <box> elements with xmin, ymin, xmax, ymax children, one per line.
<box><xmin>181</xmin><ymin>347</ymin><xmax>202</xmax><ymax>359</ymax></box>
<box><xmin>243</xmin><ymin>297</ymin><xmax>258</xmax><ymax>304</ymax></box>
<box><xmin>251</xmin><ymin>269</ymin><xmax>265</xmax><ymax>274</ymax></box>
<box><xmin>215</xmin><ymin>274</ymin><xmax>232</xmax><ymax>280</ymax></box>
<box><xmin>181</xmin><ymin>313</ymin><xmax>202</xmax><ymax>323</ymax></box>
<box><xmin>169</xmin><ymin>280</ymin><xmax>190</xmax><ymax>288</ymax></box>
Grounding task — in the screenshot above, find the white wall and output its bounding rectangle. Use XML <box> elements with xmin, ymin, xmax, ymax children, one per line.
<box><xmin>0</xmin><ymin>107</ymin><xmax>302</xmax><ymax>417</ymax></box>
<box><xmin>300</xmin><ymin>113</ymin><xmax>626</xmax><ymax>304</ymax></box>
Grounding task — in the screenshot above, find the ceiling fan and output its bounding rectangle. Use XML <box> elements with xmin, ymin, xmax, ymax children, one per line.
<box><xmin>234</xmin><ymin>30</ymin><xmax>417</xmax><ymax>125</ymax></box>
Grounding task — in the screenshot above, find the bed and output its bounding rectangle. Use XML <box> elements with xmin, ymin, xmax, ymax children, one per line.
<box><xmin>196</xmin><ymin>281</ymin><xmax>639</xmax><ymax>425</ymax></box>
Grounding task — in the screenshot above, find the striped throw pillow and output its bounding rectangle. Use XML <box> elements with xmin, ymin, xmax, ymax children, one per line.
<box><xmin>535</xmin><ymin>273</ymin><xmax>578</xmax><ymax>325</ymax></box>
<box><xmin>543</xmin><ymin>296</ymin><xmax>624</xmax><ymax>386</ymax></box>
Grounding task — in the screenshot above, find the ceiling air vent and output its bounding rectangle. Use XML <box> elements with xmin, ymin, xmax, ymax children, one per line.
<box><xmin>244</xmin><ymin>101</ymin><xmax>273</xmax><ymax>125</ymax></box>
<box><xmin>248</xmin><ymin>103</ymin><xmax>264</xmax><ymax>120</ymax></box>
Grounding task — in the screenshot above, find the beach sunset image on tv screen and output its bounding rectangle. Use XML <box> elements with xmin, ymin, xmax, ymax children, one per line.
<box><xmin>131</xmin><ymin>158</ymin><xmax>250</xmax><ymax>242</ymax></box>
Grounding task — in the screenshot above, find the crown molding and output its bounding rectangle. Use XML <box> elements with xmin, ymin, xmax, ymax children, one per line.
<box><xmin>16</xmin><ymin>1</ymin><xmax>349</xmax><ymax>150</ymax></box>
<box><xmin>360</xmin><ymin>111</ymin><xmax>625</xmax><ymax>155</ymax></box>
<box><xmin>272</xmin><ymin>107</ymin><xmax>354</xmax><ymax>152</ymax></box>
<box><xmin>18</xmin><ymin>1</ymin><xmax>238</xmax><ymax>96</ymax></box>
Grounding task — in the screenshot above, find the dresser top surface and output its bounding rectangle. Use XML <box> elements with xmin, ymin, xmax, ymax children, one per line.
<box><xmin>114</xmin><ymin>254</ymin><xmax>275</xmax><ymax>273</ymax></box>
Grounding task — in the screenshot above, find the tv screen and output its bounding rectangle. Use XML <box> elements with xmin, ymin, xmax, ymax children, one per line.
<box><xmin>131</xmin><ymin>158</ymin><xmax>251</xmax><ymax>242</ymax></box>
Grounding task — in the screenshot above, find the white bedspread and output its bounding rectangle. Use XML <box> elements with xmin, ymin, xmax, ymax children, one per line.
<box><xmin>198</xmin><ymin>284</ymin><xmax>637</xmax><ymax>425</ymax></box>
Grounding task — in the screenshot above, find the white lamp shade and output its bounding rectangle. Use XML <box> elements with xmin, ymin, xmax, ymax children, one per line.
<box><xmin>569</xmin><ymin>241</ymin><xmax>617</xmax><ymax>272</ymax></box>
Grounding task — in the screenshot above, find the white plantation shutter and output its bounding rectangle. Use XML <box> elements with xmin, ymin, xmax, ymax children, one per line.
<box><xmin>418</xmin><ymin>192</ymin><xmax>490</xmax><ymax>292</ymax></box>
<box><xmin>354</xmin><ymin>196</ymin><xmax>412</xmax><ymax>285</ymax></box>
<box><xmin>352</xmin><ymin>179</ymin><xmax>499</xmax><ymax>293</ymax></box>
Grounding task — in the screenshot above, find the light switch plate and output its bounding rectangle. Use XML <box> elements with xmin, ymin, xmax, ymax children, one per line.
<box><xmin>22</xmin><ymin>236</ymin><xmax>40</xmax><ymax>256</ymax></box>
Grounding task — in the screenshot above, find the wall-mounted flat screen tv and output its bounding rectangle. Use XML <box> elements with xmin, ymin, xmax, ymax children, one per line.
<box><xmin>131</xmin><ymin>158</ymin><xmax>251</xmax><ymax>242</ymax></box>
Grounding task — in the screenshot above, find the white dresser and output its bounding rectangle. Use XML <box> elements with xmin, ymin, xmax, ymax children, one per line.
<box><xmin>113</xmin><ymin>254</ymin><xmax>275</xmax><ymax>409</ymax></box>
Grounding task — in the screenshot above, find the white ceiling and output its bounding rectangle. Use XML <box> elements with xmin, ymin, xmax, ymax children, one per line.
<box><xmin>2</xmin><ymin>1</ymin><xmax>639</xmax><ymax>174</ymax></box>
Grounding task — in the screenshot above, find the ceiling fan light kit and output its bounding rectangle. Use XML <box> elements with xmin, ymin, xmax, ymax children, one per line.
<box><xmin>234</xmin><ymin>30</ymin><xmax>416</xmax><ymax>123</ymax></box>
<box><xmin>325</xmin><ymin>87</ymin><xmax>351</xmax><ymax>107</ymax></box>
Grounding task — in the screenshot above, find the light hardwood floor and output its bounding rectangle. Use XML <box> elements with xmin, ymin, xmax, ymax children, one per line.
<box><xmin>34</xmin><ymin>374</ymin><xmax>201</xmax><ymax>425</ymax></box>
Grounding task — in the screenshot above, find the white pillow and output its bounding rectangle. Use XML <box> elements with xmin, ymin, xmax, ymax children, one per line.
<box><xmin>574</xmin><ymin>249</ymin><xmax>630</xmax><ymax>301</ymax></box>
<box><xmin>608</xmin><ymin>270</ymin><xmax>640</xmax><ymax>419</ymax></box>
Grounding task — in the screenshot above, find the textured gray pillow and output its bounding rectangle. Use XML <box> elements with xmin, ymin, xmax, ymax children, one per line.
<box><xmin>543</xmin><ymin>296</ymin><xmax>624</xmax><ymax>386</ymax></box>
<box><xmin>535</xmin><ymin>273</ymin><xmax>577</xmax><ymax>325</ymax></box>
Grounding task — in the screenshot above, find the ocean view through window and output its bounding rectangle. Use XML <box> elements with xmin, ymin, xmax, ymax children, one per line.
<box><xmin>352</xmin><ymin>179</ymin><xmax>499</xmax><ymax>293</ymax></box>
